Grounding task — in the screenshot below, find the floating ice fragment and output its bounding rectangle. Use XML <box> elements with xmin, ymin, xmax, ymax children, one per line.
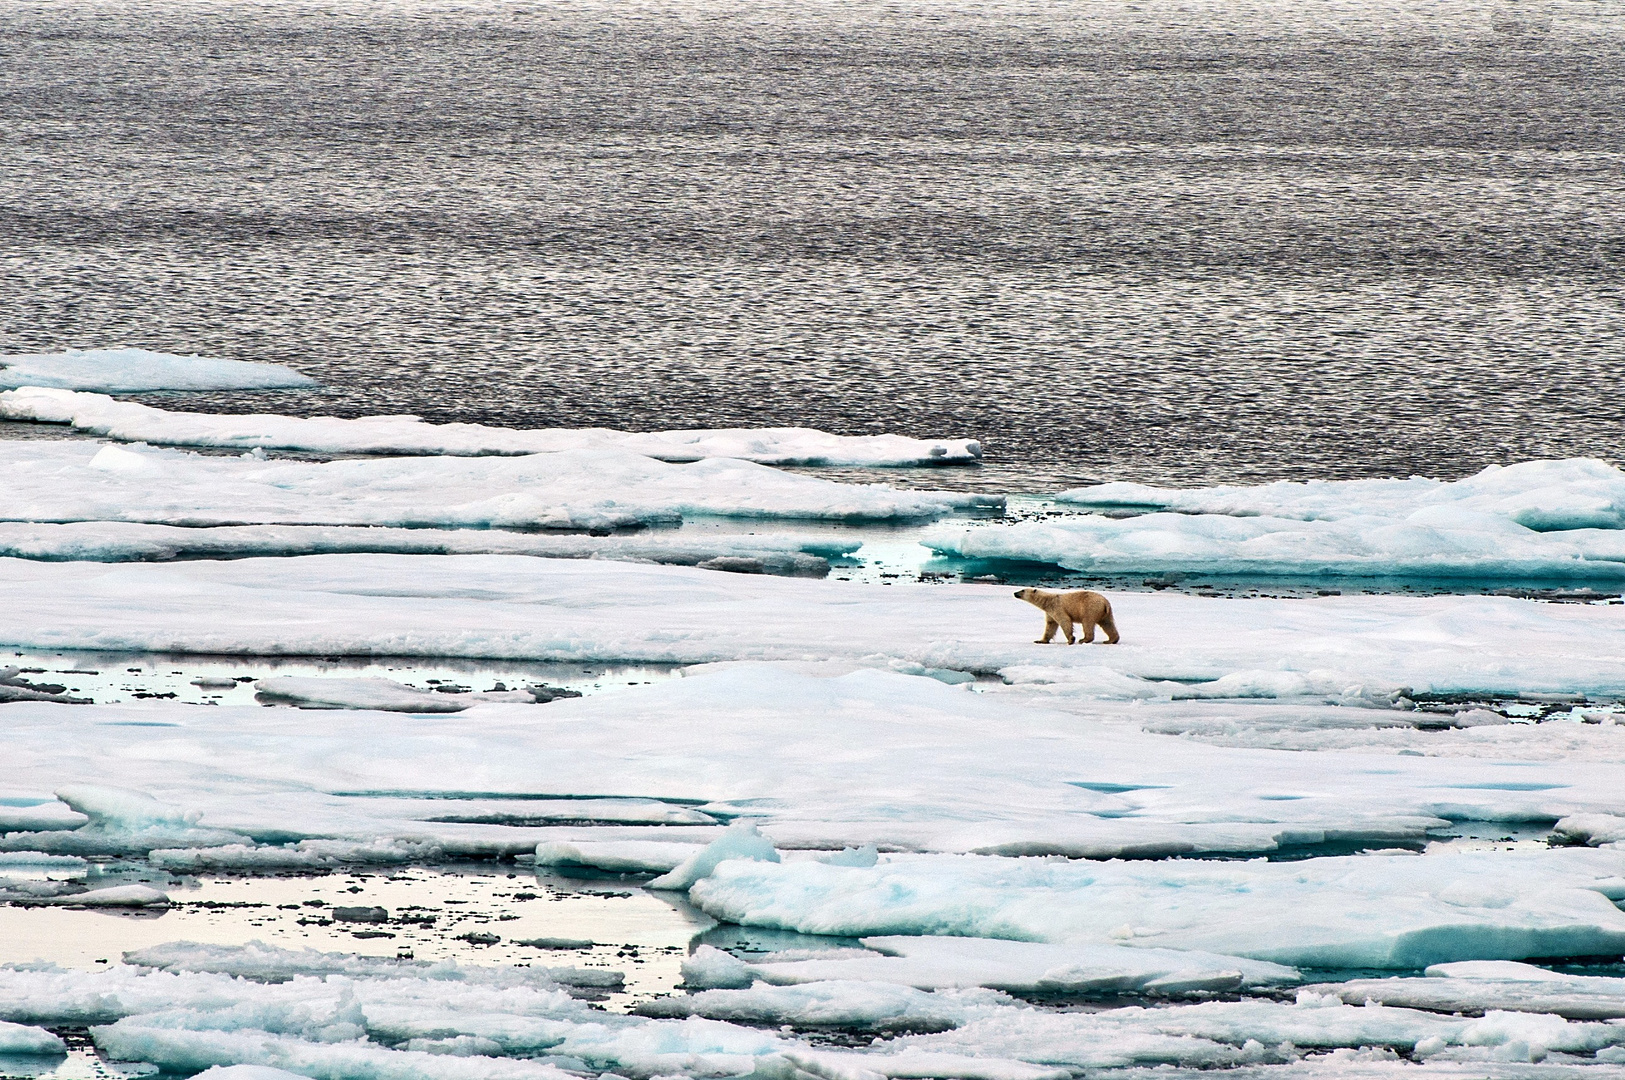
<box><xmin>254</xmin><ymin>677</ymin><xmax>471</xmax><ymax>713</ymax></box>
<box><xmin>1316</xmin><ymin>961</ymin><xmax>1625</xmax><ymax>1019</ymax></box>
<box><xmin>0</xmin><ymin>1019</ymin><xmax>66</xmax><ymax>1056</ymax></box>
<box><xmin>28</xmin><ymin>883</ymin><xmax>169</xmax><ymax>907</ymax></box>
<box><xmin>1552</xmin><ymin>814</ymin><xmax>1625</xmax><ymax>846</ymax></box>
<box><xmin>534</xmin><ymin>839</ymin><xmax>702</xmax><ymax>875</ymax></box>
<box><xmin>686</xmin><ymin>848</ymin><xmax>1625</xmax><ymax>969</ymax></box>
<box><xmin>926</xmin><ymin>458</ymin><xmax>1625</xmax><ymax>585</ymax></box>
<box><xmin>122</xmin><ymin>940</ymin><xmax>622</xmax><ymax>990</ymax></box>
<box><xmin>0</xmin><ymin>349</ymin><xmax>317</xmax><ymax>393</ymax></box>
<box><xmin>194</xmin><ymin>1067</ymin><xmax>311</xmax><ymax>1080</ymax></box>
<box><xmin>149</xmin><ymin>838</ymin><xmax>446</xmax><ymax>871</ymax></box>
<box><xmin>647</xmin><ymin>820</ymin><xmax>781</xmax><ymax>891</ymax></box>
<box><xmin>700</xmin><ymin>936</ymin><xmax>1297</xmax><ymax>995</ymax></box>
<box><xmin>1</xmin><ymin>388</ymin><xmax>981</xmax><ymax>466</ymax></box>
<box><xmin>0</xmin><ymin>439</ymin><xmax>994</xmax><ymax>531</ymax></box>
<box><xmin>681</xmin><ymin>945</ymin><xmax>756</xmax><ymax>990</ymax></box>
<box><xmin>819</xmin><ymin>845</ymin><xmax>880</xmax><ymax>867</ymax></box>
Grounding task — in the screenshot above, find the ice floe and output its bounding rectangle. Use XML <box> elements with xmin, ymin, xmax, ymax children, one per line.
<box><xmin>1315</xmin><ymin>960</ymin><xmax>1625</xmax><ymax>1019</ymax></box>
<box><xmin>926</xmin><ymin>459</ymin><xmax>1625</xmax><ymax>584</ymax></box>
<box><xmin>0</xmin><ymin>350</ymin><xmax>318</xmax><ymax>393</ymax></box>
<box><xmin>678</xmin><ymin>936</ymin><xmax>1299</xmax><ymax>995</ymax></box>
<box><xmin>123</xmin><ymin>940</ymin><xmax>622</xmax><ymax>990</ymax></box>
<box><xmin>1060</xmin><ymin>460</ymin><xmax>1625</xmax><ymax>531</ymax></box>
<box><xmin>888</xmin><ymin>992</ymin><xmax>1625</xmax><ymax>1068</ymax></box>
<box><xmin>0</xmin><ymin>1020</ymin><xmax>65</xmax><ymax>1056</ymax></box>
<box><xmin>1</xmin><ymin>388</ymin><xmax>983</xmax><ymax>465</ymax></box>
<box><xmin>5</xmin><ymin>942</ymin><xmax>1618</xmax><ymax>1080</ymax></box>
<box><xmin>252</xmin><ymin>676</ymin><xmax>549</xmax><ymax>712</ymax></box>
<box><xmin>685</xmin><ymin>847</ymin><xmax>1625</xmax><ymax>968</ymax></box>
<box><xmin>4</xmin><ymin>667</ymin><xmax>1625</xmax><ymax>861</ymax></box>
<box><xmin>0</xmin><ymin>440</ymin><xmax>994</xmax><ymax>531</ymax></box>
<box><xmin>0</xmin><ymin>521</ymin><xmax>847</xmax><ymax>577</ymax></box>
<box><xmin>2</xmin><ymin>554</ymin><xmax>1624</xmax><ymax>706</ymax></box>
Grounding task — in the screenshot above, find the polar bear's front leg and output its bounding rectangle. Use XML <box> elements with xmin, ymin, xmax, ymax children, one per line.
<box><xmin>1037</xmin><ymin>618</ymin><xmax>1058</xmax><ymax>644</ymax></box>
<box><xmin>1059</xmin><ymin>617</ymin><xmax>1076</xmax><ymax>645</ymax></box>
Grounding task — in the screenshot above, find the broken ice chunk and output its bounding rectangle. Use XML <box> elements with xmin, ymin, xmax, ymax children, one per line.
<box><xmin>647</xmin><ymin>821</ymin><xmax>780</xmax><ymax>891</ymax></box>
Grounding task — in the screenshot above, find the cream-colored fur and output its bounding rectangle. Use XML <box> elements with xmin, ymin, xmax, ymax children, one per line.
<box><xmin>1014</xmin><ymin>587</ymin><xmax>1119</xmax><ymax>645</ymax></box>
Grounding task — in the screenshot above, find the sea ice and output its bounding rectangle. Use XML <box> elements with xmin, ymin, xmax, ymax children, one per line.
<box><xmin>0</xmin><ymin>520</ymin><xmax>845</xmax><ymax>577</ymax></box>
<box><xmin>0</xmin><ymin>350</ymin><xmax>317</xmax><ymax>393</ymax></box>
<box><xmin>684</xmin><ymin>847</ymin><xmax>1625</xmax><ymax>969</ymax></box>
<box><xmin>638</xmin><ymin>978</ymin><xmax>1002</xmax><ymax>1030</ymax></box>
<box><xmin>254</xmin><ymin>677</ymin><xmax>494</xmax><ymax>713</ymax></box>
<box><xmin>678</xmin><ymin>936</ymin><xmax>1299</xmax><ymax>994</ymax></box>
<box><xmin>1</xmin><ymin>388</ymin><xmax>983</xmax><ymax>465</ymax></box>
<box><xmin>926</xmin><ymin>459</ymin><xmax>1625</xmax><ymax>583</ymax></box>
<box><xmin>647</xmin><ymin>821</ymin><xmax>781</xmax><ymax>890</ymax></box>
<box><xmin>0</xmin><ymin>1020</ymin><xmax>65</xmax><ymax>1056</ymax></box>
<box><xmin>0</xmin><ymin>440</ymin><xmax>994</xmax><ymax>531</ymax></box>
<box><xmin>889</xmin><ymin>993</ymin><xmax>1625</xmax><ymax>1067</ymax></box>
<box><xmin>533</xmin><ymin>840</ymin><xmax>702</xmax><ymax>875</ymax></box>
<box><xmin>1059</xmin><ymin>460</ymin><xmax>1625</xmax><ymax>531</ymax></box>
<box><xmin>1553</xmin><ymin>814</ymin><xmax>1625</xmax><ymax>846</ymax></box>
<box><xmin>1314</xmin><ymin>960</ymin><xmax>1625</xmax><ymax>1019</ymax></box>
<box><xmin>0</xmin><ymin>666</ymin><xmax>1622</xmax><ymax>861</ymax></box>
<box><xmin>2</xmin><ymin>554</ymin><xmax>1623</xmax><ymax>707</ymax></box>
<box><xmin>123</xmin><ymin>941</ymin><xmax>622</xmax><ymax>990</ymax></box>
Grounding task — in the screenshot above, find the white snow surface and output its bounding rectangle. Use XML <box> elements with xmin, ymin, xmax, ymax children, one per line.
<box><xmin>0</xmin><ymin>388</ymin><xmax>982</xmax><ymax>465</ymax></box>
<box><xmin>0</xmin><ymin>440</ymin><xmax>992</xmax><ymax>531</ymax></box>
<box><xmin>2</xmin><ymin>667</ymin><xmax>1623</xmax><ymax>862</ymax></box>
<box><xmin>2</xmin><ymin>554</ymin><xmax>1624</xmax><ymax>706</ymax></box>
<box><xmin>925</xmin><ymin>459</ymin><xmax>1625</xmax><ymax>582</ymax></box>
<box><xmin>0</xmin><ymin>350</ymin><xmax>317</xmax><ymax>393</ymax></box>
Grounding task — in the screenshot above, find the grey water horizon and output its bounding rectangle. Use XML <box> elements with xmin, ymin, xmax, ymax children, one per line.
<box><xmin>3</xmin><ymin>0</ymin><xmax>1624</xmax><ymax>494</ymax></box>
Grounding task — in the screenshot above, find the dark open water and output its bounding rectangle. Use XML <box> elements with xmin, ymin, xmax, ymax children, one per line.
<box><xmin>2</xmin><ymin>0</ymin><xmax>1624</xmax><ymax>491</ymax></box>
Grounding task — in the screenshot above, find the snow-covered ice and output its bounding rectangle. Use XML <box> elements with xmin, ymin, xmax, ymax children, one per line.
<box><xmin>1059</xmin><ymin>461</ymin><xmax>1625</xmax><ymax>531</ymax></box>
<box><xmin>2</xmin><ymin>667</ymin><xmax>1624</xmax><ymax>861</ymax></box>
<box><xmin>678</xmin><ymin>936</ymin><xmax>1299</xmax><ymax>994</ymax></box>
<box><xmin>684</xmin><ymin>846</ymin><xmax>1625</xmax><ymax>969</ymax></box>
<box><xmin>926</xmin><ymin>459</ymin><xmax>1625</xmax><ymax>583</ymax></box>
<box><xmin>1315</xmin><ymin>961</ymin><xmax>1625</xmax><ymax>1019</ymax></box>
<box><xmin>0</xmin><ymin>441</ymin><xmax>995</xmax><ymax>531</ymax></box>
<box><xmin>3</xmin><ymin>942</ymin><xmax>1619</xmax><ymax>1080</ymax></box>
<box><xmin>1</xmin><ymin>553</ymin><xmax>1624</xmax><ymax>706</ymax></box>
<box><xmin>0</xmin><ymin>520</ymin><xmax>847</xmax><ymax>577</ymax></box>
<box><xmin>0</xmin><ymin>1020</ymin><xmax>65</xmax><ymax>1056</ymax></box>
<box><xmin>252</xmin><ymin>676</ymin><xmax>544</xmax><ymax>712</ymax></box>
<box><xmin>1</xmin><ymin>436</ymin><xmax>1622</xmax><ymax>1079</ymax></box>
<box><xmin>0</xmin><ymin>350</ymin><xmax>317</xmax><ymax>392</ymax></box>
<box><xmin>1</xmin><ymin>388</ymin><xmax>983</xmax><ymax>465</ymax></box>
<box><xmin>648</xmin><ymin>822</ymin><xmax>781</xmax><ymax>891</ymax></box>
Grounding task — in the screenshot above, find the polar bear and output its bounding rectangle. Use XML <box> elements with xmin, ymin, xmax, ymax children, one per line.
<box><xmin>1014</xmin><ymin>587</ymin><xmax>1119</xmax><ymax>645</ymax></box>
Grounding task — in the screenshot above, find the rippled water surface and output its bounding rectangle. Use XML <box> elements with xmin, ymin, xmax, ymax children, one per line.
<box><xmin>3</xmin><ymin>0</ymin><xmax>1624</xmax><ymax>490</ymax></box>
